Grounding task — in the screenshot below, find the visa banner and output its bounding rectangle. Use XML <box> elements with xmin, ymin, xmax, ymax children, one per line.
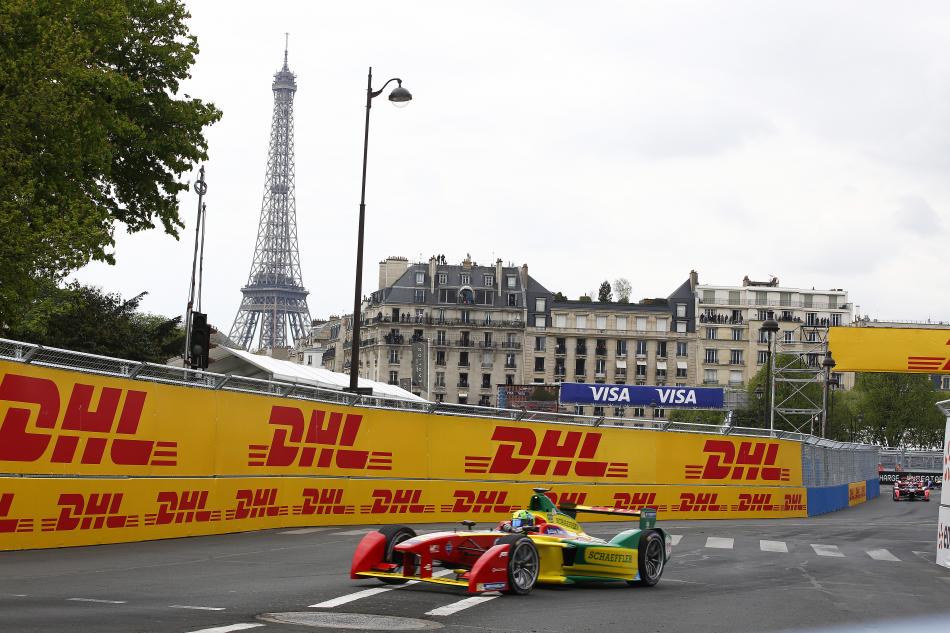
<box><xmin>559</xmin><ymin>383</ymin><xmax>724</xmax><ymax>408</ymax></box>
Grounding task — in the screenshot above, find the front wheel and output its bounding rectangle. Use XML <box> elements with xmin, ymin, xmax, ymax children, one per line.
<box><xmin>496</xmin><ymin>535</ymin><xmax>539</xmax><ymax>595</ymax></box>
<box><xmin>632</xmin><ymin>530</ymin><xmax>665</xmax><ymax>587</ymax></box>
<box><xmin>377</xmin><ymin>525</ymin><xmax>416</xmax><ymax>584</ymax></box>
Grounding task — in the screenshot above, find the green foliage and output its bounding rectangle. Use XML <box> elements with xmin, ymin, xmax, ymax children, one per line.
<box><xmin>5</xmin><ymin>281</ymin><xmax>185</xmax><ymax>363</ymax></box>
<box><xmin>849</xmin><ymin>373</ymin><xmax>944</xmax><ymax>448</ymax></box>
<box><xmin>668</xmin><ymin>409</ymin><xmax>727</xmax><ymax>425</ymax></box>
<box><xmin>554</xmin><ymin>291</ymin><xmax>567</xmax><ymax>302</ymax></box>
<box><xmin>578</xmin><ymin>295</ymin><xmax>592</xmax><ymax>303</ymax></box>
<box><xmin>614</xmin><ymin>278</ymin><xmax>631</xmax><ymax>304</ymax></box>
<box><xmin>0</xmin><ymin>0</ymin><xmax>221</xmax><ymax>327</ymax></box>
<box><xmin>598</xmin><ymin>280</ymin><xmax>612</xmax><ymax>303</ymax></box>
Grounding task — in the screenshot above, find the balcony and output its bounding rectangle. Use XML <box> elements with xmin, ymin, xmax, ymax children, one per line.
<box><xmin>457</xmin><ymin>381</ymin><xmax>469</xmax><ymax>388</ymax></box>
<box><xmin>554</xmin><ymin>370</ymin><xmax>566</xmax><ymax>378</ymax></box>
<box><xmin>554</xmin><ymin>346</ymin><xmax>567</xmax><ymax>356</ymax></box>
<box><xmin>595</xmin><ymin>347</ymin><xmax>608</xmax><ymax>357</ymax></box>
<box><xmin>458</xmin><ymin>361</ymin><xmax>470</xmax><ymax>368</ymax></box>
<box><xmin>455</xmin><ymin>340</ymin><xmax>474</xmax><ymax>348</ymax></box>
<box><xmin>383</xmin><ymin>334</ymin><xmax>405</xmax><ymax>345</ymax></box>
<box><xmin>595</xmin><ymin>372</ymin><xmax>606</xmax><ymax>378</ymax></box>
<box><xmin>481</xmin><ymin>361</ymin><xmax>494</xmax><ymax>368</ymax></box>
<box><xmin>575</xmin><ymin>346</ymin><xmax>588</xmax><ymax>357</ymax></box>
<box><xmin>575</xmin><ymin>374</ymin><xmax>587</xmax><ymax>381</ymax></box>
<box><xmin>433</xmin><ymin>339</ymin><xmax>449</xmax><ymax>347</ymax></box>
<box><xmin>478</xmin><ymin>341</ymin><xmax>495</xmax><ymax>348</ymax></box>
<box><xmin>480</xmin><ymin>383</ymin><xmax>492</xmax><ymax>390</ymax></box>
<box><xmin>504</xmin><ymin>363</ymin><xmax>517</xmax><ymax>369</ymax></box>
<box><xmin>435</xmin><ymin>360</ymin><xmax>446</xmax><ymax>366</ymax></box>
<box><xmin>500</xmin><ymin>342</ymin><xmax>522</xmax><ymax>350</ymax></box>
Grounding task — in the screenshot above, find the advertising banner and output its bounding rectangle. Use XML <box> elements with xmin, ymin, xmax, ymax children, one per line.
<box><xmin>0</xmin><ymin>361</ymin><xmax>803</xmax><ymax>486</ymax></box>
<box><xmin>559</xmin><ymin>383</ymin><xmax>724</xmax><ymax>408</ymax></box>
<box><xmin>0</xmin><ymin>476</ymin><xmax>809</xmax><ymax>551</ymax></box>
<box><xmin>848</xmin><ymin>481</ymin><xmax>867</xmax><ymax>507</ymax></box>
<box><xmin>878</xmin><ymin>471</ymin><xmax>942</xmax><ymax>486</ymax></box>
<box><xmin>944</xmin><ymin>416</ymin><xmax>950</xmax><ymax>489</ymax></box>
<box><xmin>828</xmin><ymin>327</ymin><xmax>950</xmax><ymax>373</ymax></box>
<box><xmin>411</xmin><ymin>341</ymin><xmax>427</xmax><ymax>387</ymax></box>
<box><xmin>939</xmin><ymin>505</ymin><xmax>950</xmax><ymax>570</ymax></box>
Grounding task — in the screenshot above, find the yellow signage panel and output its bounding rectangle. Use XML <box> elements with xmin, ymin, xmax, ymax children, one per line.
<box><xmin>848</xmin><ymin>481</ymin><xmax>867</xmax><ymax>507</ymax></box>
<box><xmin>829</xmin><ymin>327</ymin><xmax>950</xmax><ymax>373</ymax></box>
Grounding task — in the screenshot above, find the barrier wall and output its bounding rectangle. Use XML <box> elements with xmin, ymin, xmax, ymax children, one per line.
<box><xmin>0</xmin><ymin>360</ymin><xmax>871</xmax><ymax>550</ymax></box>
<box><xmin>805</xmin><ymin>478</ymin><xmax>879</xmax><ymax>517</ymax></box>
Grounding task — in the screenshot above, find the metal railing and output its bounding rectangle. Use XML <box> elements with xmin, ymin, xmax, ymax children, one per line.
<box><xmin>0</xmin><ymin>338</ymin><xmax>879</xmax><ymax>454</ymax></box>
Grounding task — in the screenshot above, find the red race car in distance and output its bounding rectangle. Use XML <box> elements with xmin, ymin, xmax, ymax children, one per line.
<box><xmin>893</xmin><ymin>477</ymin><xmax>930</xmax><ymax>502</ymax></box>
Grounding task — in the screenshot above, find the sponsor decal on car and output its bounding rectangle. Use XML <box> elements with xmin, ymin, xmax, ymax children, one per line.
<box><xmin>583</xmin><ymin>547</ymin><xmax>634</xmax><ymax>567</ymax></box>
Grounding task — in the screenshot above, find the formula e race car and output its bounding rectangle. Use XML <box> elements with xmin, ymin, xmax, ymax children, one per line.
<box><xmin>893</xmin><ymin>477</ymin><xmax>931</xmax><ymax>502</ymax></box>
<box><xmin>350</xmin><ymin>488</ymin><xmax>672</xmax><ymax>595</ymax></box>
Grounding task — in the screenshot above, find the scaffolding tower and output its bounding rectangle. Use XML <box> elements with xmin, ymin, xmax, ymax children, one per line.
<box><xmin>770</xmin><ymin>323</ymin><xmax>828</xmax><ymax>434</ymax></box>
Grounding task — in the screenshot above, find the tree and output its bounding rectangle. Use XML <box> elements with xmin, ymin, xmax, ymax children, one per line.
<box><xmin>554</xmin><ymin>291</ymin><xmax>567</xmax><ymax>301</ymax></box>
<box><xmin>6</xmin><ymin>281</ymin><xmax>185</xmax><ymax>363</ymax></box>
<box><xmin>850</xmin><ymin>373</ymin><xmax>944</xmax><ymax>448</ymax></box>
<box><xmin>614</xmin><ymin>278</ymin><xmax>632</xmax><ymax>304</ymax></box>
<box><xmin>598</xmin><ymin>281</ymin><xmax>612</xmax><ymax>303</ymax></box>
<box><xmin>0</xmin><ymin>1</ymin><xmax>221</xmax><ymax>329</ymax></box>
<box><xmin>578</xmin><ymin>295</ymin><xmax>592</xmax><ymax>303</ymax></box>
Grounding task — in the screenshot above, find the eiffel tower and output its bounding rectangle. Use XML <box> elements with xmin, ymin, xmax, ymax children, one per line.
<box><xmin>229</xmin><ymin>41</ymin><xmax>311</xmax><ymax>351</ymax></box>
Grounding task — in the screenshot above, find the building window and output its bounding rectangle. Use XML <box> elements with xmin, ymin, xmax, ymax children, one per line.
<box><xmin>676</xmin><ymin>342</ymin><xmax>688</xmax><ymax>357</ymax></box>
<box><xmin>389</xmin><ymin>370</ymin><xmax>398</xmax><ymax>385</ymax></box>
<box><xmin>595</xmin><ymin>359</ymin><xmax>606</xmax><ymax>375</ymax></box>
<box><xmin>575</xmin><ymin>359</ymin><xmax>586</xmax><ymax>376</ymax></box>
<box><xmin>576</xmin><ymin>315</ymin><xmax>587</xmax><ymax>329</ymax></box>
<box><xmin>389</xmin><ymin>349</ymin><xmax>399</xmax><ymax>363</ymax></box>
<box><xmin>438</xmin><ymin>272</ymin><xmax>447</xmax><ymax>285</ymax></box>
<box><xmin>636</xmin><ymin>316</ymin><xmax>647</xmax><ymax>331</ymax></box>
<box><xmin>535</xmin><ymin>315</ymin><xmax>546</xmax><ymax>328</ymax></box>
<box><xmin>831</xmin><ymin>313</ymin><xmax>842</xmax><ymax>326</ymax></box>
<box><xmin>676</xmin><ymin>365</ymin><xmax>687</xmax><ymax>378</ymax></box>
<box><xmin>783</xmin><ymin>330</ymin><xmax>794</xmax><ymax>343</ymax></box>
<box><xmin>460</xmin><ymin>273</ymin><xmax>470</xmax><ymax>285</ymax></box>
<box><xmin>507</xmin><ymin>275</ymin><xmax>517</xmax><ymax>289</ymax></box>
<box><xmin>478</xmin><ymin>394</ymin><xmax>491</xmax><ymax>406</ymax></box>
<box><xmin>653</xmin><ymin>408</ymin><xmax>665</xmax><ymax>419</ymax></box>
<box><xmin>656</xmin><ymin>341</ymin><xmax>667</xmax><ymax>358</ymax></box>
<box><xmin>458</xmin><ymin>395</ymin><xmax>468</xmax><ymax>405</ymax></box>
<box><xmin>458</xmin><ymin>372</ymin><xmax>469</xmax><ymax>387</ymax></box>
<box><xmin>506</xmin><ymin>374</ymin><xmax>514</xmax><ymax>385</ymax></box>
<box><xmin>730</xmin><ymin>349</ymin><xmax>743</xmax><ymax>365</ymax></box>
<box><xmin>616</xmin><ymin>340</ymin><xmax>627</xmax><ymax>356</ymax></box>
<box><xmin>706</xmin><ymin>327</ymin><xmax>717</xmax><ymax>340</ymax></box>
<box><xmin>435</xmin><ymin>393</ymin><xmax>445</xmax><ymax>403</ymax></box>
<box><xmin>534</xmin><ymin>357</ymin><xmax>545</xmax><ymax>372</ymax></box>
<box><xmin>758</xmin><ymin>329</ymin><xmax>768</xmax><ymax>343</ymax></box>
<box><xmin>484</xmin><ymin>274</ymin><xmax>494</xmax><ymax>287</ymax></box>
<box><xmin>635</xmin><ymin>363</ymin><xmax>646</xmax><ymax>377</ymax></box>
<box><xmin>535</xmin><ymin>336</ymin><xmax>546</xmax><ymax>352</ymax></box>
<box><xmin>616</xmin><ymin>316</ymin><xmax>627</xmax><ymax>330</ymax></box>
<box><xmin>482</xmin><ymin>373</ymin><xmax>492</xmax><ymax>388</ymax></box>
<box><xmin>507</xmin><ymin>293</ymin><xmax>518</xmax><ymax>307</ymax></box>
<box><xmin>704</xmin><ymin>369</ymin><xmax>718</xmax><ymax>384</ymax></box>
<box><xmin>536</xmin><ymin>298</ymin><xmax>546</xmax><ymax>312</ymax></box>
<box><xmin>941</xmin><ymin>376</ymin><xmax>950</xmax><ymax>390</ymax></box>
<box><xmin>593</xmin><ymin>406</ymin><xmax>605</xmax><ymax>417</ymax></box>
<box><xmin>505</xmin><ymin>353</ymin><xmax>517</xmax><ymax>369</ymax></box>
<box><xmin>676</xmin><ymin>321</ymin><xmax>687</xmax><ymax>333</ymax></box>
<box><xmin>635</xmin><ymin>340</ymin><xmax>647</xmax><ymax>356</ymax></box>
<box><xmin>656</xmin><ymin>365</ymin><xmax>666</xmax><ymax>379</ymax></box>
<box><xmin>656</xmin><ymin>318</ymin><xmax>668</xmax><ymax>333</ymax></box>
<box><xmin>703</xmin><ymin>289</ymin><xmax>716</xmax><ymax>303</ymax></box>
<box><xmin>757</xmin><ymin>350</ymin><xmax>768</xmax><ymax>364</ymax></box>
<box><xmin>436</xmin><ymin>350</ymin><xmax>446</xmax><ymax>366</ymax></box>
<box><xmin>435</xmin><ymin>372</ymin><xmax>445</xmax><ymax>387</ymax></box>
<box><xmin>614</xmin><ymin>407</ymin><xmax>625</xmax><ymax>417</ymax></box>
<box><xmin>676</xmin><ymin>303</ymin><xmax>687</xmax><ymax>318</ymax></box>
<box><xmin>414</xmin><ymin>289</ymin><xmax>425</xmax><ymax>303</ymax></box>
<box><xmin>704</xmin><ymin>349</ymin><xmax>718</xmax><ymax>363</ymax></box>
<box><xmin>596</xmin><ymin>315</ymin><xmax>607</xmax><ymax>329</ymax></box>
<box><xmin>438</xmin><ymin>288</ymin><xmax>457</xmax><ymax>303</ymax></box>
<box><xmin>633</xmin><ymin>407</ymin><xmax>644</xmax><ymax>417</ymax></box>
<box><xmin>729</xmin><ymin>370</ymin><xmax>743</xmax><ymax>385</ymax></box>
<box><xmin>555</xmin><ymin>314</ymin><xmax>567</xmax><ymax>328</ymax></box>
<box><xmin>574</xmin><ymin>405</ymin><xmax>585</xmax><ymax>416</ymax></box>
<box><xmin>732</xmin><ymin>328</ymin><xmax>742</xmax><ymax>341</ymax></box>
<box><xmin>459</xmin><ymin>351</ymin><xmax>469</xmax><ymax>367</ymax></box>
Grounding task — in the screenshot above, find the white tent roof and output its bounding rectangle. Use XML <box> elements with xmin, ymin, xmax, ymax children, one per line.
<box><xmin>221</xmin><ymin>347</ymin><xmax>427</xmax><ymax>403</ymax></box>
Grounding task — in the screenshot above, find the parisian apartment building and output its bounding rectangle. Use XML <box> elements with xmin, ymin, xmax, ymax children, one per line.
<box><xmin>294</xmin><ymin>257</ymin><xmax>859</xmax><ymax>418</ymax></box>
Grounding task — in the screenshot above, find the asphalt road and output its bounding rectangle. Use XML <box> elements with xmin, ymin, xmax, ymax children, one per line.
<box><xmin>1</xmin><ymin>492</ymin><xmax>947</xmax><ymax>633</ymax></box>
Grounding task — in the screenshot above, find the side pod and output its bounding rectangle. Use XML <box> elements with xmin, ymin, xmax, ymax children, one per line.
<box><xmin>467</xmin><ymin>543</ymin><xmax>510</xmax><ymax>594</ymax></box>
<box><xmin>350</xmin><ymin>531</ymin><xmax>386</xmax><ymax>579</ymax></box>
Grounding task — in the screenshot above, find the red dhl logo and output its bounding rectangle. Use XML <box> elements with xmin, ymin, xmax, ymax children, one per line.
<box><xmin>465</xmin><ymin>426</ymin><xmax>628</xmax><ymax>479</ymax></box>
<box><xmin>41</xmin><ymin>493</ymin><xmax>138</xmax><ymax>531</ymax></box>
<box><xmin>676</xmin><ymin>492</ymin><xmax>725</xmax><ymax>512</ymax></box>
<box><xmin>441</xmin><ymin>490</ymin><xmax>520</xmax><ymax>514</ymax></box>
<box><xmin>294</xmin><ymin>488</ymin><xmax>354</xmax><ymax>516</ymax></box>
<box><xmin>144</xmin><ymin>491</ymin><xmax>220</xmax><ymax>526</ymax></box>
<box><xmin>225</xmin><ymin>488</ymin><xmax>288</xmax><ymax>520</ymax></box>
<box><xmin>0</xmin><ymin>493</ymin><xmax>33</xmax><ymax>533</ymax></box>
<box><xmin>360</xmin><ymin>489</ymin><xmax>434</xmax><ymax>514</ymax></box>
<box><xmin>0</xmin><ymin>374</ymin><xmax>176</xmax><ymax>466</ymax></box>
<box><xmin>249</xmin><ymin>406</ymin><xmax>391</xmax><ymax>471</ymax></box>
<box><xmin>906</xmin><ymin>339</ymin><xmax>950</xmax><ymax>371</ymax></box>
<box><xmin>735</xmin><ymin>493</ymin><xmax>774</xmax><ymax>512</ymax></box>
<box><xmin>684</xmin><ymin>439</ymin><xmax>789</xmax><ymax>482</ymax></box>
<box><xmin>612</xmin><ymin>492</ymin><xmax>665</xmax><ymax>513</ymax></box>
<box><xmin>542</xmin><ymin>491</ymin><xmax>589</xmax><ymax>507</ymax></box>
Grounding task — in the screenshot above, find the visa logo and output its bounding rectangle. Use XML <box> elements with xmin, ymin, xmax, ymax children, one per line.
<box><xmin>587</xmin><ymin>386</ymin><xmax>698</xmax><ymax>404</ymax></box>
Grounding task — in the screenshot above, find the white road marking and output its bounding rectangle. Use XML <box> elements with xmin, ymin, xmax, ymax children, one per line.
<box><xmin>67</xmin><ymin>598</ymin><xmax>127</xmax><ymax>604</ymax></box>
<box><xmin>811</xmin><ymin>544</ymin><xmax>845</xmax><ymax>557</ymax></box>
<box><xmin>425</xmin><ymin>595</ymin><xmax>499</xmax><ymax>616</ymax></box>
<box><xmin>705</xmin><ymin>537</ymin><xmax>734</xmax><ymax>549</ymax></box>
<box><xmin>760</xmin><ymin>540</ymin><xmax>789</xmax><ymax>553</ymax></box>
<box><xmin>183</xmin><ymin>625</ymin><xmax>263</xmax><ymax>633</ymax></box>
<box><xmin>170</xmin><ymin>604</ymin><xmax>227</xmax><ymax>611</ymax></box>
<box><xmin>913</xmin><ymin>551</ymin><xmax>934</xmax><ymax>560</ymax></box>
<box><xmin>670</xmin><ymin>534</ymin><xmax>683</xmax><ymax>546</ymax></box>
<box><xmin>310</xmin><ymin>569</ymin><xmax>455</xmax><ymax>608</ymax></box>
<box><xmin>280</xmin><ymin>528</ymin><xmax>330</xmax><ymax>535</ymax></box>
<box><xmin>330</xmin><ymin>529</ymin><xmax>374</xmax><ymax>536</ymax></box>
<box><xmin>866</xmin><ymin>549</ymin><xmax>900</xmax><ymax>562</ymax></box>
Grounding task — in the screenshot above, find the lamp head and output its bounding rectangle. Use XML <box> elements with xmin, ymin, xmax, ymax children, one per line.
<box><xmin>822</xmin><ymin>350</ymin><xmax>836</xmax><ymax>369</ymax></box>
<box><xmin>761</xmin><ymin>319</ymin><xmax>779</xmax><ymax>334</ymax></box>
<box><xmin>389</xmin><ymin>84</ymin><xmax>412</xmax><ymax>108</ymax></box>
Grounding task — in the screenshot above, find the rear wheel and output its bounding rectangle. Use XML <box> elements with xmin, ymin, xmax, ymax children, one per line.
<box><xmin>632</xmin><ymin>531</ymin><xmax>665</xmax><ymax>587</ymax></box>
<box><xmin>496</xmin><ymin>535</ymin><xmax>539</xmax><ymax>595</ymax></box>
<box><xmin>377</xmin><ymin>525</ymin><xmax>416</xmax><ymax>585</ymax></box>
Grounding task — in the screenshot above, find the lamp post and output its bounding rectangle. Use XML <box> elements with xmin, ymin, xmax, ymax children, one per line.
<box><xmin>821</xmin><ymin>350</ymin><xmax>836</xmax><ymax>438</ymax></box>
<box><xmin>346</xmin><ymin>67</ymin><xmax>412</xmax><ymax>394</ymax></box>
<box><xmin>761</xmin><ymin>318</ymin><xmax>779</xmax><ymax>435</ymax></box>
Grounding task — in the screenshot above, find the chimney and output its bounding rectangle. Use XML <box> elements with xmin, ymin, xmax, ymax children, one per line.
<box><xmin>520</xmin><ymin>263</ymin><xmax>529</xmax><ymax>292</ymax></box>
<box><xmin>690</xmin><ymin>270</ymin><xmax>699</xmax><ymax>290</ymax></box>
<box><xmin>495</xmin><ymin>258</ymin><xmax>503</xmax><ymax>297</ymax></box>
<box><xmin>429</xmin><ymin>256</ymin><xmax>437</xmax><ymax>293</ymax></box>
<box><xmin>378</xmin><ymin>256</ymin><xmax>409</xmax><ymax>290</ymax></box>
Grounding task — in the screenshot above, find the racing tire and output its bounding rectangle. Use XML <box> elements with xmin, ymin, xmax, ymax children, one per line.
<box><xmin>377</xmin><ymin>525</ymin><xmax>416</xmax><ymax>585</ymax></box>
<box><xmin>496</xmin><ymin>535</ymin><xmax>539</xmax><ymax>595</ymax></box>
<box><xmin>631</xmin><ymin>530</ymin><xmax>665</xmax><ymax>587</ymax></box>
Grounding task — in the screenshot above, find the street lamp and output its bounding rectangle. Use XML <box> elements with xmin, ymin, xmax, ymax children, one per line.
<box><xmin>347</xmin><ymin>67</ymin><xmax>412</xmax><ymax>394</ymax></box>
<box><xmin>761</xmin><ymin>318</ymin><xmax>779</xmax><ymax>435</ymax></box>
<box><xmin>821</xmin><ymin>350</ymin><xmax>836</xmax><ymax>438</ymax></box>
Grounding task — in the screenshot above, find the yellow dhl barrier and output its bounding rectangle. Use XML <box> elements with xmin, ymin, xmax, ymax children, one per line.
<box><xmin>848</xmin><ymin>481</ymin><xmax>867</xmax><ymax>507</ymax></box>
<box><xmin>829</xmin><ymin>326</ymin><xmax>950</xmax><ymax>373</ymax></box>
<box><xmin>0</xmin><ymin>361</ymin><xmax>804</xmax><ymax>487</ymax></box>
<box><xmin>0</xmin><ymin>477</ymin><xmax>809</xmax><ymax>550</ymax></box>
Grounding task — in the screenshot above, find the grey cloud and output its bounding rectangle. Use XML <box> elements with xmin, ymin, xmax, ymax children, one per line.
<box><xmin>895</xmin><ymin>196</ymin><xmax>943</xmax><ymax>236</ymax></box>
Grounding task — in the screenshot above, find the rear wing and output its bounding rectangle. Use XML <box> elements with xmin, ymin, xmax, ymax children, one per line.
<box><xmin>559</xmin><ymin>503</ymin><xmax>658</xmax><ymax>530</ymax></box>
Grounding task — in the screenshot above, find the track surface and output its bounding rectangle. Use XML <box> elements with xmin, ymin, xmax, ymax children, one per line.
<box><xmin>1</xmin><ymin>492</ymin><xmax>947</xmax><ymax>633</ymax></box>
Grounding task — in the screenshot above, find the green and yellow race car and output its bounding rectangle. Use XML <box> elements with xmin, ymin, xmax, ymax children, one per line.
<box><xmin>351</xmin><ymin>487</ymin><xmax>673</xmax><ymax>594</ymax></box>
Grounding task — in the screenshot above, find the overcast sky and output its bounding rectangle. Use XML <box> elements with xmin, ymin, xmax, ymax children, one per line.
<box><xmin>75</xmin><ymin>1</ymin><xmax>950</xmax><ymax>331</ymax></box>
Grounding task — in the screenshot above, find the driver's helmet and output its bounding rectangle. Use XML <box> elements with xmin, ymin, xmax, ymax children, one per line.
<box><xmin>511</xmin><ymin>509</ymin><xmax>535</xmax><ymax>529</ymax></box>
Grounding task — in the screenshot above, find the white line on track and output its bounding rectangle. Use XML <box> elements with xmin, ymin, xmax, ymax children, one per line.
<box><xmin>425</xmin><ymin>595</ymin><xmax>499</xmax><ymax>616</ymax></box>
<box><xmin>705</xmin><ymin>537</ymin><xmax>734</xmax><ymax>549</ymax></box>
<box><xmin>866</xmin><ymin>548</ymin><xmax>900</xmax><ymax>561</ymax></box>
<box><xmin>67</xmin><ymin>598</ymin><xmax>127</xmax><ymax>604</ymax></box>
<box><xmin>670</xmin><ymin>534</ymin><xmax>683</xmax><ymax>546</ymax></box>
<box><xmin>330</xmin><ymin>529</ymin><xmax>374</xmax><ymax>536</ymax></box>
<box><xmin>170</xmin><ymin>604</ymin><xmax>226</xmax><ymax>611</ymax></box>
<box><xmin>280</xmin><ymin>528</ymin><xmax>330</xmax><ymax>535</ymax></box>
<box><xmin>811</xmin><ymin>544</ymin><xmax>845</xmax><ymax>557</ymax></box>
<box><xmin>183</xmin><ymin>625</ymin><xmax>263</xmax><ymax>633</ymax></box>
<box><xmin>760</xmin><ymin>540</ymin><xmax>789</xmax><ymax>553</ymax></box>
<box><xmin>310</xmin><ymin>569</ymin><xmax>455</xmax><ymax>608</ymax></box>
